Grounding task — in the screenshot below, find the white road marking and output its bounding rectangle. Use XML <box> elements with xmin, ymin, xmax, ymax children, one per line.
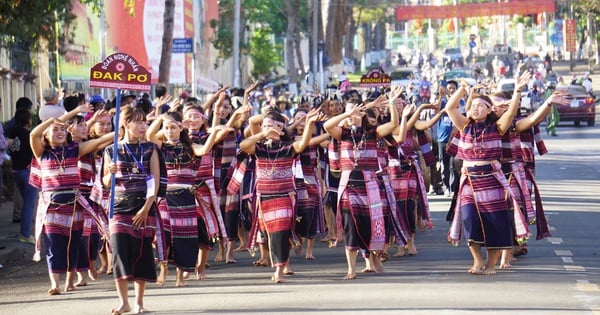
<box><xmin>561</xmin><ymin>257</ymin><xmax>574</xmax><ymax>263</ymax></box>
<box><xmin>547</xmin><ymin>237</ymin><xmax>563</xmax><ymax>244</ymax></box>
<box><xmin>554</xmin><ymin>250</ymin><xmax>573</xmax><ymax>256</ymax></box>
<box><xmin>564</xmin><ymin>265</ymin><xmax>586</xmax><ymax>272</ymax></box>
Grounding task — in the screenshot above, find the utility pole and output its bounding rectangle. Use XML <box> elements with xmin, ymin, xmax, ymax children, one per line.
<box><xmin>233</xmin><ymin>0</ymin><xmax>241</xmax><ymax>87</ymax></box>
<box><xmin>569</xmin><ymin>0</ymin><xmax>575</xmax><ymax>71</ymax></box>
<box><xmin>312</xmin><ymin>0</ymin><xmax>318</xmax><ymax>90</ymax></box>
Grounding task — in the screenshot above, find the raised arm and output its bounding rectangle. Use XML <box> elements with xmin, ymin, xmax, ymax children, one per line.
<box><xmin>293</xmin><ymin>108</ymin><xmax>323</xmax><ymax>154</ymax></box>
<box><xmin>414</xmin><ymin>104</ymin><xmax>446</xmax><ymax>131</ymax></box>
<box><xmin>445</xmin><ymin>85</ymin><xmax>470</xmax><ymax>131</ymax></box>
<box><xmin>239</xmin><ymin>127</ymin><xmax>281</xmax><ymax>155</ymax></box>
<box><xmin>59</xmin><ymin>103</ymin><xmax>93</xmax><ymax>122</ymax></box>
<box><xmin>201</xmin><ymin>86</ymin><xmax>229</xmax><ymax>113</ymax></box>
<box><xmin>145</xmin><ymin>115</ymin><xmax>165</xmax><ymax>148</ymax></box>
<box><xmin>515</xmin><ymin>90</ymin><xmax>570</xmax><ymax>132</ymax></box>
<box><xmin>497</xmin><ymin>71</ymin><xmax>532</xmax><ymax>134</ymax></box>
<box><xmin>30</xmin><ymin>117</ymin><xmax>62</xmax><ymax>159</ymax></box>
<box><xmin>79</xmin><ymin>131</ymin><xmax>115</xmax><ymax>157</ymax></box>
<box><xmin>192</xmin><ymin>125</ymin><xmax>234</xmax><ymax>156</ymax></box>
<box><xmin>376</xmin><ymin>86</ymin><xmax>403</xmax><ymax>138</ymax></box>
<box><xmin>323</xmin><ymin>104</ymin><xmax>359</xmax><ymax>140</ymax></box>
<box><xmin>393</xmin><ymin>104</ymin><xmax>416</xmax><ymax>143</ymax></box>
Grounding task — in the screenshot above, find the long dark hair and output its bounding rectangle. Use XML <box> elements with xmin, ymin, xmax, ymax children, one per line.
<box><xmin>163</xmin><ymin>111</ymin><xmax>193</xmax><ymax>158</ymax></box>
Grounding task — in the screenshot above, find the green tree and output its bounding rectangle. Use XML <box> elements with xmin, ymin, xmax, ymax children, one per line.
<box><xmin>248</xmin><ymin>27</ymin><xmax>282</xmax><ymax>80</ymax></box>
<box><xmin>0</xmin><ymin>0</ymin><xmax>102</xmax><ymax>52</ymax></box>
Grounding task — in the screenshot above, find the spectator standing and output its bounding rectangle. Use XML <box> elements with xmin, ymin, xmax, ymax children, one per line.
<box><xmin>39</xmin><ymin>88</ymin><xmax>66</xmax><ymax>122</ymax></box>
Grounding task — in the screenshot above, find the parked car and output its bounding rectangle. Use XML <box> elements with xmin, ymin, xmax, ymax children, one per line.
<box><xmin>555</xmin><ymin>84</ymin><xmax>596</xmax><ymax>126</ymax></box>
<box><xmin>497</xmin><ymin>78</ymin><xmax>532</xmax><ymax>114</ymax></box>
<box><xmin>442</xmin><ymin>69</ymin><xmax>477</xmax><ymax>87</ymax></box>
<box><xmin>442</xmin><ymin>47</ymin><xmax>464</xmax><ymax>68</ymax></box>
<box><xmin>390</xmin><ymin>68</ymin><xmax>421</xmax><ymax>88</ymax></box>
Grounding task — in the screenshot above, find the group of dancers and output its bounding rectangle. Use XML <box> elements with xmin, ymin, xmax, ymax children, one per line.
<box><xmin>29</xmin><ymin>70</ymin><xmax>570</xmax><ymax>314</ymax></box>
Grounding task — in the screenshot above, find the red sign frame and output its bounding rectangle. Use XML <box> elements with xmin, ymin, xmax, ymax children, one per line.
<box><xmin>89</xmin><ymin>53</ymin><xmax>152</xmax><ymax>91</ymax></box>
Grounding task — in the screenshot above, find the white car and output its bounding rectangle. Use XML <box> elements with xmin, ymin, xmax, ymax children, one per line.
<box><xmin>497</xmin><ymin>78</ymin><xmax>533</xmax><ymax>114</ymax></box>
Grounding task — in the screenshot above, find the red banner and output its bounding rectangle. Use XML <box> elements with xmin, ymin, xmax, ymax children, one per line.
<box><xmin>564</xmin><ymin>19</ymin><xmax>577</xmax><ymax>53</ymax></box>
<box><xmin>395</xmin><ymin>0</ymin><xmax>555</xmax><ymax>21</ymax></box>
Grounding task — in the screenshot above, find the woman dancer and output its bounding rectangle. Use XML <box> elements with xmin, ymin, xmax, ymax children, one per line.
<box><xmin>446</xmin><ymin>73</ymin><xmax>532</xmax><ymax>275</ymax></box>
<box><xmin>30</xmin><ymin>106</ymin><xmax>112</xmax><ymax>295</ymax></box>
<box><xmin>102</xmin><ymin>106</ymin><xmax>162</xmax><ymax>315</ymax></box>
<box><xmin>241</xmin><ymin>108</ymin><xmax>321</xmax><ymax>283</ymax></box>
<box><xmin>147</xmin><ymin>111</ymin><xmax>230</xmax><ymax>286</ymax></box>
<box><xmin>323</xmin><ymin>91</ymin><xmax>400</xmax><ymax>280</ymax></box>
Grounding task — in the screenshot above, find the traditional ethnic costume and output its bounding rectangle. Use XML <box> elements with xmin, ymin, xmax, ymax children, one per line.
<box><xmin>104</xmin><ymin>142</ymin><xmax>160</xmax><ymax>282</ymax></box>
<box><xmin>248</xmin><ymin>140</ymin><xmax>298</xmax><ymax>267</ymax></box>
<box><xmin>157</xmin><ymin>142</ymin><xmax>199</xmax><ymax>272</ymax></box>
<box><xmin>448</xmin><ymin>121</ymin><xmax>530</xmax><ymax>248</ymax></box>
<box><xmin>293</xmin><ymin>142</ymin><xmax>323</xmax><ymax>242</ymax></box>
<box><xmin>30</xmin><ymin>142</ymin><xmax>107</xmax><ymax>270</ymax></box>
<box><xmin>335</xmin><ymin>127</ymin><xmax>386</xmax><ymax>256</ymax></box>
<box><xmin>225</xmin><ymin>151</ymin><xmax>255</xmax><ymax>246</ymax></box>
<box><xmin>519</xmin><ymin>125</ymin><xmax>551</xmax><ymax>240</ymax></box>
<box><xmin>190</xmin><ymin>132</ymin><xmax>228</xmax><ymax>248</ymax></box>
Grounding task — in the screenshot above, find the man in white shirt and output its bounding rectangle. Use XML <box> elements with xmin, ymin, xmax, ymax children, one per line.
<box><xmin>38</xmin><ymin>88</ymin><xmax>66</xmax><ymax>121</ymax></box>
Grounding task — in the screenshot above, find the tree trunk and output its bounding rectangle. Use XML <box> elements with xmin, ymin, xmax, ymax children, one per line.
<box><xmin>158</xmin><ymin>0</ymin><xmax>175</xmax><ymax>84</ymax></box>
<box><xmin>294</xmin><ymin>26</ymin><xmax>306</xmax><ymax>78</ymax></box>
<box><xmin>344</xmin><ymin>6</ymin><xmax>355</xmax><ymax>60</ymax></box>
<box><xmin>284</xmin><ymin>0</ymin><xmax>298</xmax><ymax>87</ymax></box>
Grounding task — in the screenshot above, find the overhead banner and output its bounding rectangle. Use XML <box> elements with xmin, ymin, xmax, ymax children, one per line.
<box><xmin>395</xmin><ymin>0</ymin><xmax>556</xmax><ymax>21</ymax></box>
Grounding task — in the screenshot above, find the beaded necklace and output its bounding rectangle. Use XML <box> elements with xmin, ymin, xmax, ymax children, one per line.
<box><xmin>265</xmin><ymin>140</ymin><xmax>281</xmax><ymax>175</ymax></box>
<box><xmin>49</xmin><ymin>146</ymin><xmax>66</xmax><ymax>174</ymax></box>
<box><xmin>350</xmin><ymin>126</ymin><xmax>366</xmax><ymax>167</ymax></box>
<box><xmin>471</xmin><ymin>122</ymin><xmax>488</xmax><ymax>155</ymax></box>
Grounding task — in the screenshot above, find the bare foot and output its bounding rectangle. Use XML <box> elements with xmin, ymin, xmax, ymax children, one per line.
<box><xmin>252</xmin><ymin>260</ymin><xmax>269</xmax><ymax>267</ymax></box>
<box><xmin>226</xmin><ymin>258</ymin><xmax>237</xmax><ymax>264</ymax></box>
<box><xmin>406</xmin><ymin>243</ymin><xmax>418</xmax><ymax>256</ymax></box>
<box><xmin>372</xmin><ymin>257</ymin><xmax>384</xmax><ymax>273</ymax></box>
<box><xmin>214</xmin><ymin>250</ymin><xmax>224</xmax><ymax>263</ymax></box>
<box><xmin>133</xmin><ymin>305</ymin><xmax>148</xmax><ymax>314</ymax></box>
<box><xmin>361</xmin><ymin>268</ymin><xmax>374</xmax><ymax>273</ymax></box>
<box><xmin>75</xmin><ymin>280</ymin><xmax>87</xmax><ymax>287</ymax></box>
<box><xmin>343</xmin><ymin>273</ymin><xmax>356</xmax><ymax>280</ymax></box>
<box><xmin>65</xmin><ymin>284</ymin><xmax>76</xmax><ymax>292</ymax></box>
<box><xmin>156</xmin><ymin>266</ymin><xmax>168</xmax><ymax>286</ymax></box>
<box><xmin>271</xmin><ymin>274</ymin><xmax>285</xmax><ymax>283</ymax></box>
<box><xmin>233</xmin><ymin>244</ymin><xmax>246</xmax><ymax>252</ymax></box>
<box><xmin>88</xmin><ymin>267</ymin><xmax>98</xmax><ymax>281</ymax></box>
<box><xmin>182</xmin><ymin>271</ymin><xmax>191</xmax><ymax>280</ymax></box>
<box><xmin>305</xmin><ymin>254</ymin><xmax>315</xmax><ymax>260</ymax></box>
<box><xmin>97</xmin><ymin>266</ymin><xmax>106</xmax><ymax>274</ymax></box>
<box><xmin>283</xmin><ymin>267</ymin><xmax>294</xmax><ymax>275</ymax></box>
<box><xmin>468</xmin><ymin>263</ymin><xmax>484</xmax><ymax>275</ymax></box>
<box><xmin>499</xmin><ymin>261</ymin><xmax>512</xmax><ymax>269</ymax></box>
<box><xmin>111</xmin><ymin>305</ymin><xmax>131</xmax><ymax>315</ymax></box>
<box><xmin>48</xmin><ymin>287</ymin><xmax>61</xmax><ymax>295</ymax></box>
<box><xmin>481</xmin><ymin>266</ymin><xmax>497</xmax><ymax>275</ymax></box>
<box><xmin>196</xmin><ymin>268</ymin><xmax>207</xmax><ymax>280</ymax></box>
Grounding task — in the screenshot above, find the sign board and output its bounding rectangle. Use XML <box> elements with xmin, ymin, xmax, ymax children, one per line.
<box><xmin>469</xmin><ymin>41</ymin><xmax>476</xmax><ymax>48</ymax></box>
<box><xmin>359</xmin><ymin>67</ymin><xmax>391</xmax><ymax>88</ymax></box>
<box><xmin>89</xmin><ymin>53</ymin><xmax>152</xmax><ymax>91</ymax></box>
<box><xmin>564</xmin><ymin>19</ymin><xmax>577</xmax><ymax>53</ymax></box>
<box><xmin>172</xmin><ymin>38</ymin><xmax>194</xmax><ymax>53</ymax></box>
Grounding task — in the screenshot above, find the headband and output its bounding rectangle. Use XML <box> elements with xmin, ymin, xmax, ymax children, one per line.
<box><xmin>263</xmin><ymin>117</ymin><xmax>285</xmax><ymax>129</ymax></box>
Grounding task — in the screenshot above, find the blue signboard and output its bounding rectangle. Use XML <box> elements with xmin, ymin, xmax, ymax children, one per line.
<box><xmin>173</xmin><ymin>38</ymin><xmax>193</xmax><ymax>53</ymax></box>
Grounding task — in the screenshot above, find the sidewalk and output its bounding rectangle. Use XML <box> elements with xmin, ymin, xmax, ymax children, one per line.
<box><xmin>0</xmin><ymin>200</ymin><xmax>34</xmax><ymax>271</ymax></box>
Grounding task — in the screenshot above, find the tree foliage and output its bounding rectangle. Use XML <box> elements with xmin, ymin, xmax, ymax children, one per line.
<box><xmin>249</xmin><ymin>27</ymin><xmax>283</xmax><ymax>80</ymax></box>
<box><xmin>0</xmin><ymin>0</ymin><xmax>102</xmax><ymax>52</ymax></box>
